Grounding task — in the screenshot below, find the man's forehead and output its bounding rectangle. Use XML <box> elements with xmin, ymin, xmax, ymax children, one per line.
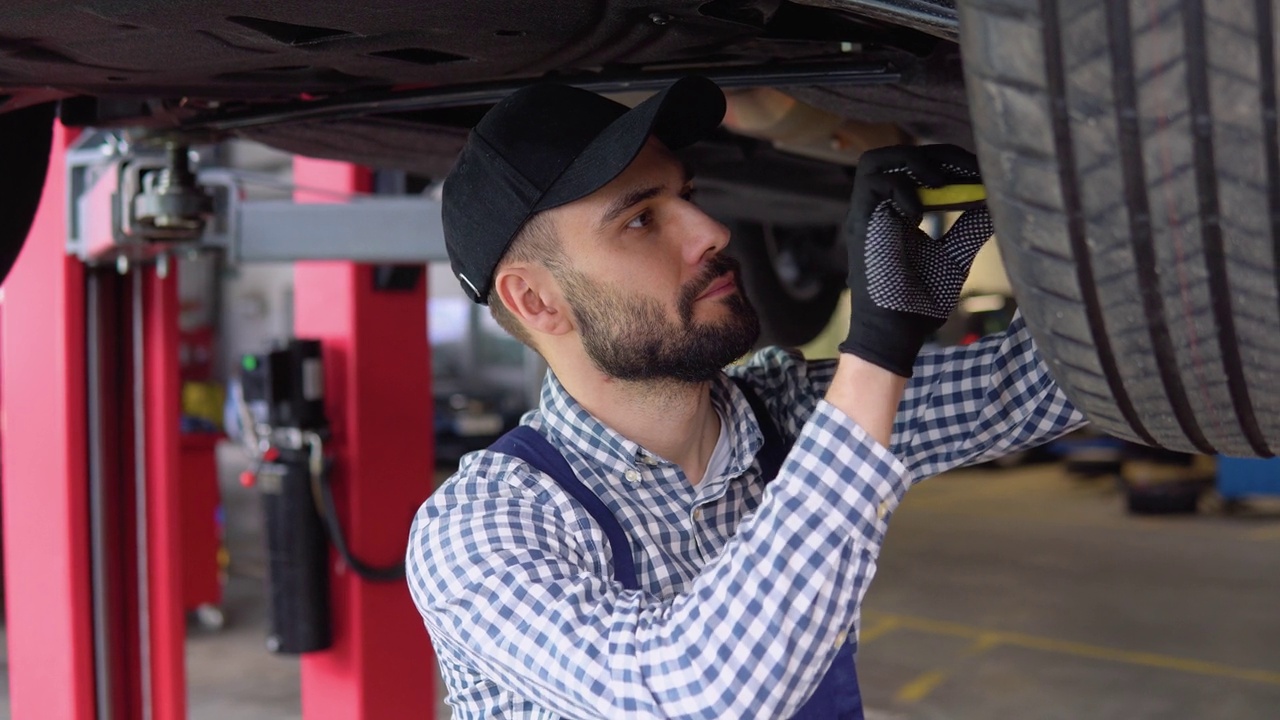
<box><xmin>537</xmin><ymin>138</ymin><xmax>691</xmax><ymax>234</ymax></box>
<box><xmin>586</xmin><ymin>141</ymin><xmax>690</xmax><ymax>206</ymax></box>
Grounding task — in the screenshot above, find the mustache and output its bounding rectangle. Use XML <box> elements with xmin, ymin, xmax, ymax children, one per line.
<box><xmin>684</xmin><ymin>254</ymin><xmax>741</xmax><ymax>302</ymax></box>
<box><xmin>677</xmin><ymin>254</ymin><xmax>743</xmax><ymax>323</ymax></box>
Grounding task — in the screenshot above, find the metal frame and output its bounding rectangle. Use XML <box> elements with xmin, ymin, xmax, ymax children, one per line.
<box><xmin>791</xmin><ymin>0</ymin><xmax>959</xmax><ymax>42</ymax></box>
<box><xmin>181</xmin><ymin>62</ymin><xmax>901</xmax><ymax>133</ymax></box>
<box><xmin>214</xmin><ymin>190</ymin><xmax>448</xmax><ymax>264</ymax></box>
<box><xmin>53</xmin><ymin>132</ymin><xmax>440</xmax><ymax>720</ymax></box>
<box><xmin>66</xmin><ymin>135</ymin><xmax>450</xmax><ymax>267</ymax></box>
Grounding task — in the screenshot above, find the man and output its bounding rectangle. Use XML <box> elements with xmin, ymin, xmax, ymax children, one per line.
<box><xmin>407</xmin><ymin>76</ymin><xmax>1085</xmax><ymax>718</ymax></box>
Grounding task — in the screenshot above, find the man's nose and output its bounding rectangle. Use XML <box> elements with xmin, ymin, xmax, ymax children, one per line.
<box><xmin>681</xmin><ymin>205</ymin><xmax>731</xmax><ymax>265</ymax></box>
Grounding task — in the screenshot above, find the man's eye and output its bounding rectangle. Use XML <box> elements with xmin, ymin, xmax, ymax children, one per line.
<box><xmin>681</xmin><ymin>188</ymin><xmax>697</xmax><ymax>203</ymax></box>
<box><xmin>626</xmin><ymin>210</ymin><xmax>652</xmax><ymax>229</ymax></box>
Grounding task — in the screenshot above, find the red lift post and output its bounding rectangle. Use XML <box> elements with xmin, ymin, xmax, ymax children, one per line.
<box><xmin>3</xmin><ymin>134</ymin><xmax>434</xmax><ymax>720</ymax></box>
<box><xmin>1</xmin><ymin>124</ymin><xmax>96</xmax><ymax>720</ymax></box>
<box><xmin>3</xmin><ymin>123</ymin><xmax>189</xmax><ymax>720</ymax></box>
<box><xmin>292</xmin><ymin>157</ymin><xmax>437</xmax><ymax>719</ymax></box>
<box><xmin>141</xmin><ymin>264</ymin><xmax>189</xmax><ymax>720</ymax></box>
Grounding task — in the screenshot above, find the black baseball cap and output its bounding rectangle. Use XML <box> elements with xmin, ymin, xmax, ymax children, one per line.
<box><xmin>442</xmin><ymin>76</ymin><xmax>726</xmax><ymax>304</ymax></box>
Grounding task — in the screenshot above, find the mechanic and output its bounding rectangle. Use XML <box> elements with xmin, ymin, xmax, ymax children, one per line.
<box><xmin>406</xmin><ymin>76</ymin><xmax>1085</xmax><ymax>719</ymax></box>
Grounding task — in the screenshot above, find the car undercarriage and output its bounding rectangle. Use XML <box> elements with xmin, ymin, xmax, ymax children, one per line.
<box><xmin>3</xmin><ymin>0</ymin><xmax>1278</xmax><ymax>455</ymax></box>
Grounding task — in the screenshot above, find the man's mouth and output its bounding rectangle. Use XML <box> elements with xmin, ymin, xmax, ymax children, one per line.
<box><xmin>696</xmin><ymin>272</ymin><xmax>737</xmax><ymax>301</ymax></box>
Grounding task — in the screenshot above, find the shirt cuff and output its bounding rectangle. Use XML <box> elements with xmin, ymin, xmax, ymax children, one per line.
<box><xmin>787</xmin><ymin>400</ymin><xmax>911</xmax><ymax>554</ymax></box>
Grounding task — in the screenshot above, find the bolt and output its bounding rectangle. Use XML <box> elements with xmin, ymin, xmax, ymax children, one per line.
<box><xmin>116</xmin><ymin>255</ymin><xmax>130</xmax><ymax>275</ymax></box>
<box><xmin>649</xmin><ymin>11</ymin><xmax>673</xmax><ymax>25</ymax></box>
<box><xmin>160</xmin><ymin>142</ymin><xmax>196</xmax><ymax>191</ymax></box>
<box><xmin>156</xmin><ymin>253</ymin><xmax>170</xmax><ymax>279</ymax></box>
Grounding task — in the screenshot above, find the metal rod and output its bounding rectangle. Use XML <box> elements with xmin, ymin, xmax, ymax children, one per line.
<box><xmin>131</xmin><ymin>268</ymin><xmax>153</xmax><ymax>720</ymax></box>
<box><xmin>86</xmin><ymin>271</ymin><xmax>114</xmax><ymax>720</ymax></box>
<box><xmin>184</xmin><ymin>62</ymin><xmax>901</xmax><ymax>133</ymax></box>
<box><xmin>789</xmin><ymin>0</ymin><xmax>958</xmax><ymax>42</ymax></box>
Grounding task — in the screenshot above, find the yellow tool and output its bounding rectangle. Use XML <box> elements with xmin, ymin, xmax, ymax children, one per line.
<box><xmin>917</xmin><ymin>183</ymin><xmax>986</xmax><ymax>212</ymax></box>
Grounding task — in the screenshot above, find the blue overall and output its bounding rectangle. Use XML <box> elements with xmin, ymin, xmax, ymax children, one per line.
<box><xmin>490</xmin><ymin>377</ymin><xmax>864</xmax><ymax>719</ymax></box>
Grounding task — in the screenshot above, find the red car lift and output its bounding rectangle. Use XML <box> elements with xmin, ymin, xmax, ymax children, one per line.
<box><xmin>292</xmin><ymin>158</ymin><xmax>436</xmax><ymax>719</ymax></box>
<box><xmin>2</xmin><ymin>127</ymin><xmax>436</xmax><ymax>719</ymax></box>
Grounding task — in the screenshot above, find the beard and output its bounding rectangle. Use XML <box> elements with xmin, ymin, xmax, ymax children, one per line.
<box><xmin>558</xmin><ymin>254</ymin><xmax>761</xmax><ymax>384</ymax></box>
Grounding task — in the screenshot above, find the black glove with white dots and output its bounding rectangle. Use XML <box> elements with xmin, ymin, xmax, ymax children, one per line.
<box><xmin>838</xmin><ymin>144</ymin><xmax>995</xmax><ymax>377</ymax></box>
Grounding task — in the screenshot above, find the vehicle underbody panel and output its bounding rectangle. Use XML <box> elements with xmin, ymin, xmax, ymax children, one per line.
<box><xmin>0</xmin><ymin>0</ymin><xmax>971</xmax><ymax>174</ymax></box>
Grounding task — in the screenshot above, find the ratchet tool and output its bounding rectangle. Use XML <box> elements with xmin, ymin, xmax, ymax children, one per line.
<box><xmin>917</xmin><ymin>183</ymin><xmax>987</xmax><ymax>212</ymax></box>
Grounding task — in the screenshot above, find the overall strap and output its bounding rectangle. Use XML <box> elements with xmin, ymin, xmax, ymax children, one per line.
<box><xmin>494</xmin><ymin>389</ymin><xmax>861</xmax><ymax>718</ymax></box>
<box><xmin>490</xmin><ymin>426</ymin><xmax>641</xmax><ymax>590</ymax></box>
<box><xmin>729</xmin><ymin>375</ymin><xmax>864</xmax><ymax>719</ymax></box>
<box><xmin>729</xmin><ymin>375</ymin><xmax>789</xmax><ymax>482</ymax></box>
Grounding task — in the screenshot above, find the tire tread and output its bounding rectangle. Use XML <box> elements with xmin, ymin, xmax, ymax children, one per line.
<box><xmin>960</xmin><ymin>0</ymin><xmax>1280</xmax><ymax>455</ymax></box>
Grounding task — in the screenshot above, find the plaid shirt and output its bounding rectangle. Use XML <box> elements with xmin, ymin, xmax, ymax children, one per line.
<box><xmin>407</xmin><ymin>313</ymin><xmax>1085</xmax><ymax>719</ymax></box>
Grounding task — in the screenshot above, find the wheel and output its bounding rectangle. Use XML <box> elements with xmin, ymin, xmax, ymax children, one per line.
<box><xmin>958</xmin><ymin>0</ymin><xmax>1280</xmax><ymax>456</ymax></box>
<box><xmin>1220</xmin><ymin>497</ymin><xmax>1248</xmax><ymax>516</ymax></box>
<box><xmin>0</xmin><ymin>102</ymin><xmax>55</xmax><ymax>286</ymax></box>
<box><xmin>723</xmin><ymin>220</ymin><xmax>845</xmax><ymax>347</ymax></box>
<box><xmin>1124</xmin><ymin>481</ymin><xmax>1205</xmax><ymax>516</ymax></box>
<box><xmin>1119</xmin><ymin>452</ymin><xmax>1213</xmax><ymax>514</ymax></box>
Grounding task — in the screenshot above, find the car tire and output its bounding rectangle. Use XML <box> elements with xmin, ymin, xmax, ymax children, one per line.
<box><xmin>958</xmin><ymin>0</ymin><xmax>1280</xmax><ymax>456</ymax></box>
<box><xmin>0</xmin><ymin>102</ymin><xmax>55</xmax><ymax>286</ymax></box>
<box><xmin>723</xmin><ymin>220</ymin><xmax>845</xmax><ymax>348</ymax></box>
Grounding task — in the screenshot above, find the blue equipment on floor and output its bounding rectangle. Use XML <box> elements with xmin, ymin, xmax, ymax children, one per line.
<box><xmin>1216</xmin><ymin>456</ymin><xmax>1280</xmax><ymax>502</ymax></box>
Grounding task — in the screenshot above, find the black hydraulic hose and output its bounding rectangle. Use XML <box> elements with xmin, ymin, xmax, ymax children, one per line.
<box><xmin>313</xmin><ymin>461</ymin><xmax>405</xmax><ymax>583</ymax></box>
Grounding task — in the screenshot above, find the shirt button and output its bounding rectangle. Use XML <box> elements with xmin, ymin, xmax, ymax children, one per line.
<box><xmin>876</xmin><ymin>501</ymin><xmax>890</xmax><ymax>520</ymax></box>
<box><xmin>624</xmin><ymin>469</ymin><xmax>642</xmax><ymax>484</ymax></box>
<box><xmin>692</xmin><ymin>508</ymin><xmax>702</xmax><ymax>521</ymax></box>
<box><xmin>834</xmin><ymin>630</ymin><xmax>847</xmax><ymax>649</ymax></box>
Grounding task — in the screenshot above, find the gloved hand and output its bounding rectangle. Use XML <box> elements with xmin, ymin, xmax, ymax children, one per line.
<box><xmin>838</xmin><ymin>144</ymin><xmax>995</xmax><ymax>377</ymax></box>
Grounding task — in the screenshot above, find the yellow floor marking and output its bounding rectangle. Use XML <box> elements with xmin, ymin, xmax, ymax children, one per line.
<box><xmin>858</xmin><ymin>617</ymin><xmax>901</xmax><ymax>646</ymax></box>
<box><xmin>892</xmin><ymin>636</ymin><xmax>1000</xmax><ymax>704</ymax></box>
<box><xmin>865</xmin><ymin>611</ymin><xmax>1280</xmax><ymax>687</ymax></box>
<box><xmin>893</xmin><ymin>670</ymin><xmax>949</xmax><ymax>704</ymax></box>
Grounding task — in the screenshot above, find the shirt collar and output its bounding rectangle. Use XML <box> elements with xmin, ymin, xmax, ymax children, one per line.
<box><xmin>711</xmin><ymin>373</ymin><xmax>766</xmax><ymax>484</ymax></box>
<box><xmin>533</xmin><ymin>369</ymin><xmax>767</xmax><ymax>480</ymax></box>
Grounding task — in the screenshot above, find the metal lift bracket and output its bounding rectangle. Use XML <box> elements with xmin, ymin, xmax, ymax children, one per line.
<box><xmin>67</xmin><ymin>132</ymin><xmax>449</xmax><ymax>267</ymax></box>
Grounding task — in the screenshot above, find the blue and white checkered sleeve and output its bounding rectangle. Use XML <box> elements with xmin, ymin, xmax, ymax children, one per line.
<box><xmin>885</xmin><ymin>311</ymin><xmax>1087</xmax><ymax>478</ymax></box>
<box><xmin>406</xmin><ymin>405</ymin><xmax>908</xmax><ymax>720</ymax></box>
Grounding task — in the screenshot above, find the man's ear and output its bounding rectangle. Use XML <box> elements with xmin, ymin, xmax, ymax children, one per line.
<box><xmin>492</xmin><ymin>266</ymin><xmax>574</xmax><ymax>336</ymax></box>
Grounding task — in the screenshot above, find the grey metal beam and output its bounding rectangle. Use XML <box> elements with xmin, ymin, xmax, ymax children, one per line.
<box><xmin>224</xmin><ymin>196</ymin><xmax>449</xmax><ymax>264</ymax></box>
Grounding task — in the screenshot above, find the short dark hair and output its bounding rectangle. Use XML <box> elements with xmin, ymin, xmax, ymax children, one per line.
<box><xmin>488</xmin><ymin>213</ymin><xmax>562</xmax><ymax>349</ymax></box>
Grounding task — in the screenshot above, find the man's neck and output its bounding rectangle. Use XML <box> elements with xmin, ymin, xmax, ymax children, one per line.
<box><xmin>551</xmin><ymin>355</ymin><xmax>722</xmax><ymax>485</ymax></box>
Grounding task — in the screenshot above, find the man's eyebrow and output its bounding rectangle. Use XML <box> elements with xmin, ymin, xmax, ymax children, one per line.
<box><xmin>598</xmin><ymin>185</ymin><xmax>662</xmax><ymax>231</ymax></box>
<box><xmin>596</xmin><ymin>162</ymin><xmax>696</xmax><ymax>231</ymax></box>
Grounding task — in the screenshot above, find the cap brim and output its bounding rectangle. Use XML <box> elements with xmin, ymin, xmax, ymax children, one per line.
<box><xmin>535</xmin><ymin>76</ymin><xmax>726</xmax><ymax>211</ymax></box>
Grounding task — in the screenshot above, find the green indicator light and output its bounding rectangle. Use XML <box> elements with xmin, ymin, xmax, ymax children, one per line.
<box><xmin>243</xmin><ymin>355</ymin><xmax>258</xmax><ymax>372</ymax></box>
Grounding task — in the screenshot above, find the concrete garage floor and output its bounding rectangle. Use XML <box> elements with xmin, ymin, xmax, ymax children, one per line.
<box><xmin>857</xmin><ymin>464</ymin><xmax>1280</xmax><ymax>719</ymax></box>
<box><xmin>2</xmin><ymin>451</ymin><xmax>1278</xmax><ymax>719</ymax></box>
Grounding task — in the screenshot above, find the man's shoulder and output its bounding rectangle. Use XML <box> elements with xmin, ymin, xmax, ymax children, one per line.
<box><xmin>421</xmin><ymin>439</ymin><xmax>562</xmax><ymax>520</ymax></box>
